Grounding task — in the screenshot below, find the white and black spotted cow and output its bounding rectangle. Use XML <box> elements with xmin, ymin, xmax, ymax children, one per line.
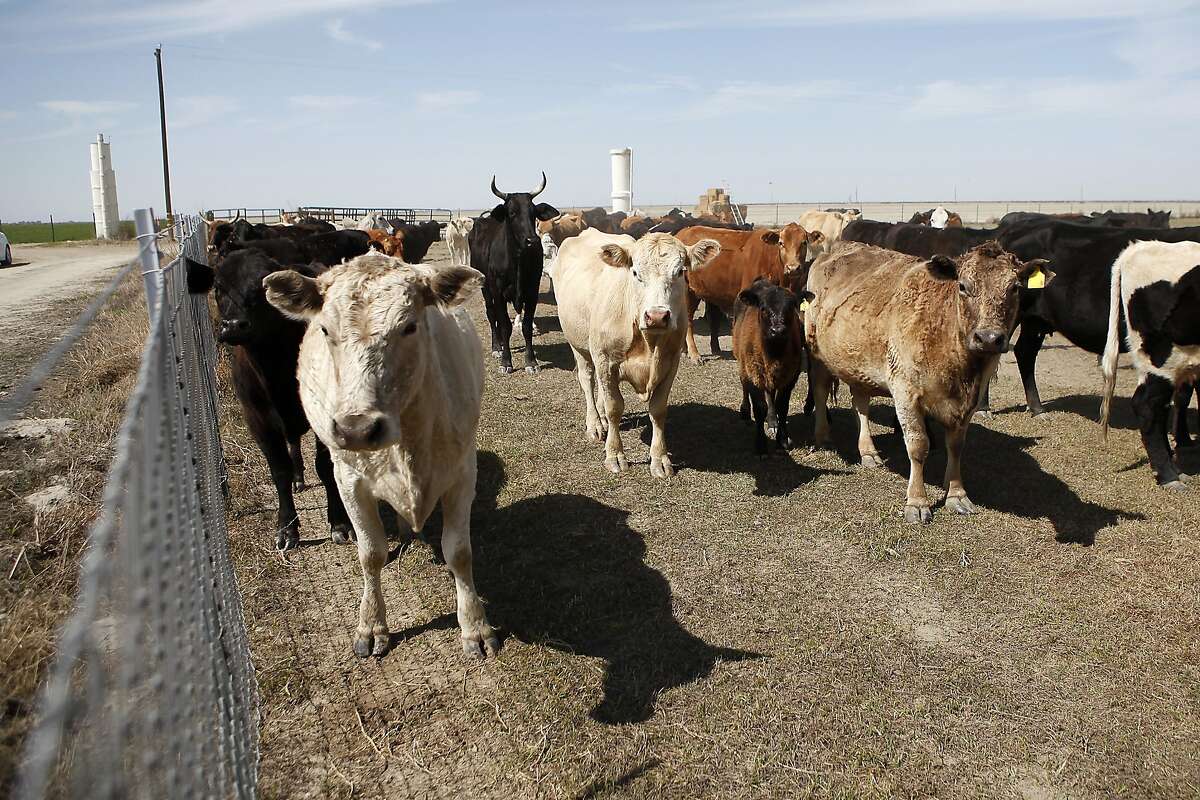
<box><xmin>1101</xmin><ymin>241</ymin><xmax>1200</xmax><ymax>490</ymax></box>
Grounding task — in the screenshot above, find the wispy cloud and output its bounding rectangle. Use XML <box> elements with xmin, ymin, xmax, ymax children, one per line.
<box><xmin>170</xmin><ymin>95</ymin><xmax>240</xmax><ymax>130</ymax></box>
<box><xmin>626</xmin><ymin>0</ymin><xmax>1192</xmax><ymax>31</ymax></box>
<box><xmin>688</xmin><ymin>80</ymin><xmax>852</xmax><ymax>118</ymax></box>
<box><xmin>289</xmin><ymin>94</ymin><xmax>372</xmax><ymax>112</ymax></box>
<box><xmin>416</xmin><ymin>90</ymin><xmax>481</xmax><ymax>110</ymax></box>
<box><xmin>909</xmin><ymin>77</ymin><xmax>1200</xmax><ymax>119</ymax></box>
<box><xmin>326</xmin><ymin>18</ymin><xmax>384</xmax><ymax>51</ymax></box>
<box><xmin>40</xmin><ymin>100</ymin><xmax>136</xmax><ymax>115</ymax></box>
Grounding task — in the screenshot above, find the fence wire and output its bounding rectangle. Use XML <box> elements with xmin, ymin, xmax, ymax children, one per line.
<box><xmin>16</xmin><ymin>213</ymin><xmax>259</xmax><ymax>800</ymax></box>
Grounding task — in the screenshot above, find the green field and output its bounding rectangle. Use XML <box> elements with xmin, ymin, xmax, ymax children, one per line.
<box><xmin>0</xmin><ymin>220</ymin><xmax>137</xmax><ymax>244</ymax></box>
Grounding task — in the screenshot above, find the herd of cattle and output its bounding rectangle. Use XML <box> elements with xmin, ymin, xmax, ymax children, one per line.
<box><xmin>189</xmin><ymin>186</ymin><xmax>1198</xmax><ymax>658</ymax></box>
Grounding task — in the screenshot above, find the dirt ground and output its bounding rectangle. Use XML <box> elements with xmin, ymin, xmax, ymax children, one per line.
<box><xmin>213</xmin><ymin>244</ymin><xmax>1200</xmax><ymax>800</ymax></box>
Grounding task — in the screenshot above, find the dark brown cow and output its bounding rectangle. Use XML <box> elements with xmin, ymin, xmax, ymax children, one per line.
<box><xmin>675</xmin><ymin>223</ymin><xmax>824</xmax><ymax>362</ymax></box>
<box><xmin>806</xmin><ymin>241</ymin><xmax>1049</xmax><ymax>523</ymax></box>
<box><xmin>733</xmin><ymin>279</ymin><xmax>811</xmax><ymax>454</ymax></box>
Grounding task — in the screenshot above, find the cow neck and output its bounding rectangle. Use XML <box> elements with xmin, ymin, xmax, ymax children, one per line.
<box><xmin>240</xmin><ymin>332</ymin><xmax>301</xmax><ymax>378</ymax></box>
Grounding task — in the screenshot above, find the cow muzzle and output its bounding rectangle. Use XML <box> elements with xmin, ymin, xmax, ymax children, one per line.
<box><xmin>332</xmin><ymin>412</ymin><xmax>388</xmax><ymax>451</ymax></box>
<box><xmin>969</xmin><ymin>329</ymin><xmax>1009</xmax><ymax>354</ymax></box>
<box><xmin>642</xmin><ymin>308</ymin><xmax>671</xmax><ymax>330</ymax></box>
<box><xmin>217</xmin><ymin>318</ymin><xmax>250</xmax><ymax>344</ymax></box>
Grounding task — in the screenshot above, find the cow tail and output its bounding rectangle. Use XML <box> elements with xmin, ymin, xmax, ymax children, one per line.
<box><xmin>1099</xmin><ymin>256</ymin><xmax>1123</xmax><ymax>439</ymax></box>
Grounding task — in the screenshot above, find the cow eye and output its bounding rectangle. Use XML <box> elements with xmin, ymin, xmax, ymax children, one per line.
<box><xmin>631</xmin><ymin>269</ymin><xmax>641</xmax><ymax>281</ymax></box>
<box><xmin>402</xmin><ymin>322</ymin><xmax>417</xmax><ymax>336</ymax></box>
<box><xmin>320</xmin><ymin>325</ymin><xmax>329</xmax><ymax>337</ymax></box>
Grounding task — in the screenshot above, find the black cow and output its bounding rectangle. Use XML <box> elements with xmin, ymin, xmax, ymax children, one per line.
<box><xmin>581</xmin><ymin>207</ymin><xmax>620</xmax><ymax>233</ymax></box>
<box><xmin>884</xmin><ymin>224</ymin><xmax>997</xmax><ymax>258</ymax></box>
<box><xmin>1175</xmin><ymin>383</ymin><xmax>1199</xmax><ymax>447</ymax></box>
<box><xmin>187</xmin><ymin>250</ymin><xmax>354</xmax><ymax>550</ymax></box>
<box><xmin>388</xmin><ymin>219</ymin><xmax>443</xmax><ymax>263</ymax></box>
<box><xmin>840</xmin><ymin>218</ymin><xmax>895</xmax><ymax>247</ymax></box>
<box><xmin>300</xmin><ymin>229</ymin><xmax>371</xmax><ymax>265</ymax></box>
<box><xmin>995</xmin><ymin>219</ymin><xmax>1200</xmax><ymax>416</ymax></box>
<box><xmin>468</xmin><ymin>172</ymin><xmax>559</xmax><ymax>374</ymax></box>
<box><xmin>999</xmin><ymin>209</ymin><xmax>1172</xmax><ymax>229</ymax></box>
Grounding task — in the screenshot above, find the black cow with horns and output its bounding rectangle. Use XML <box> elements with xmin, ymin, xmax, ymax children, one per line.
<box><xmin>468</xmin><ymin>172</ymin><xmax>559</xmax><ymax>373</ymax></box>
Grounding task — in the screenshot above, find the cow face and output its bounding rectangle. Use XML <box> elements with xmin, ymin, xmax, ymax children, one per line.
<box><xmin>761</xmin><ymin>224</ymin><xmax>825</xmax><ymax>274</ymax></box>
<box><xmin>600</xmin><ymin>233</ymin><xmax>720</xmax><ymax>332</ymax></box>
<box><xmin>737</xmin><ymin>279</ymin><xmax>810</xmax><ymax>346</ymax></box>
<box><xmin>926</xmin><ymin>243</ymin><xmax>1052</xmax><ymax>355</ymax></box>
<box><xmin>489</xmin><ymin>173</ymin><xmax>559</xmax><ymax>253</ymax></box>
<box><xmin>264</xmin><ymin>253</ymin><xmax>483</xmax><ymax>452</ymax></box>
<box><xmin>209</xmin><ymin>250</ymin><xmax>305</xmax><ymax>345</ymax></box>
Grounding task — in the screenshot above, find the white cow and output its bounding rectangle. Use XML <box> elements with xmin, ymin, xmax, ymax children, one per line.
<box><xmin>930</xmin><ymin>206</ymin><xmax>950</xmax><ymax>229</ymax></box>
<box><xmin>1101</xmin><ymin>240</ymin><xmax>1200</xmax><ymax>491</ymax></box>
<box><xmin>446</xmin><ymin>216</ymin><xmax>473</xmax><ymax>266</ymax></box>
<box><xmin>357</xmin><ymin>212</ymin><xmax>394</xmax><ymax>234</ymax></box>
<box><xmin>796</xmin><ymin>209</ymin><xmax>861</xmax><ymax>249</ymax></box>
<box><xmin>555</xmin><ymin>229</ymin><xmax>719</xmax><ymax>478</ymax></box>
<box><xmin>264</xmin><ymin>253</ymin><xmax>498</xmax><ymax>659</ymax></box>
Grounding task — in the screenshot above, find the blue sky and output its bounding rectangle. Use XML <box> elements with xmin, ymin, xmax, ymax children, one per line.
<box><xmin>1</xmin><ymin>0</ymin><xmax>1198</xmax><ymax>221</ymax></box>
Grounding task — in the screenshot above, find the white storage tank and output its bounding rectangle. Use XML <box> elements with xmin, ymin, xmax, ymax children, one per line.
<box><xmin>90</xmin><ymin>134</ymin><xmax>120</xmax><ymax>239</ymax></box>
<box><xmin>610</xmin><ymin>147</ymin><xmax>632</xmax><ymax>213</ymax></box>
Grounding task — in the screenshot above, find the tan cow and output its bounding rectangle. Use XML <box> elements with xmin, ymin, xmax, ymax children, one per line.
<box><xmin>445</xmin><ymin>216</ymin><xmax>473</xmax><ymax>265</ymax></box>
<box><xmin>264</xmin><ymin>253</ymin><xmax>497</xmax><ymax>659</ymax></box>
<box><xmin>555</xmin><ymin>229</ymin><xmax>720</xmax><ymax>478</ymax></box>
<box><xmin>538</xmin><ymin>212</ymin><xmax>587</xmax><ymax>246</ymax></box>
<box><xmin>797</xmin><ymin>209</ymin><xmax>861</xmax><ymax>246</ymax></box>
<box><xmin>805</xmin><ymin>241</ymin><xmax>1048</xmax><ymax>523</ymax></box>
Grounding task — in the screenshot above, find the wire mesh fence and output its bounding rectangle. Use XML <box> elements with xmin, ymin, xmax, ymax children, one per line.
<box><xmin>16</xmin><ymin>212</ymin><xmax>259</xmax><ymax>800</ymax></box>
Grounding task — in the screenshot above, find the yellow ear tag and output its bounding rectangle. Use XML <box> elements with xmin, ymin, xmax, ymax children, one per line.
<box><xmin>799</xmin><ymin>299</ymin><xmax>810</xmax><ymax>311</ymax></box>
<box><xmin>1026</xmin><ymin>267</ymin><xmax>1045</xmax><ymax>289</ymax></box>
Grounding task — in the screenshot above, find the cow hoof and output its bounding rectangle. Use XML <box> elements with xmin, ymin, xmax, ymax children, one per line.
<box><xmin>491</xmin><ymin>349</ymin><xmax>503</xmax><ymax>358</ymax></box>
<box><xmin>765</xmin><ymin>425</ymin><xmax>778</xmax><ymax>439</ymax></box>
<box><xmin>945</xmin><ymin>495</ymin><xmax>977</xmax><ymax>515</ymax></box>
<box><xmin>353</xmin><ymin>634</ymin><xmax>373</xmax><ymax>658</ymax></box>
<box><xmin>498</xmin><ymin>364</ymin><xmax>514</xmax><ymax>375</ymax></box>
<box><xmin>330</xmin><ymin>524</ymin><xmax>355</xmax><ymax>545</ymax></box>
<box><xmin>604</xmin><ymin>454</ymin><xmax>629</xmax><ymax>474</ymax></box>
<box><xmin>861</xmin><ymin>453</ymin><xmax>884</xmax><ymax>469</ymax></box>
<box><xmin>292</xmin><ymin>479</ymin><xmax>307</xmax><ymax>493</ymax></box>
<box><xmin>688</xmin><ymin>355</ymin><xmax>702</xmax><ymax>366</ymax></box>
<box><xmin>525</xmin><ymin>363</ymin><xmax>541</xmax><ymax>374</ymax></box>
<box><xmin>1162</xmin><ymin>480</ymin><xmax>1189</xmax><ymax>492</ymax></box>
<box><xmin>904</xmin><ymin>504</ymin><xmax>933</xmax><ymax>524</ymax></box>
<box><xmin>586</xmin><ymin>424</ymin><xmax>604</xmax><ymax>443</ymax></box>
<box><xmin>975</xmin><ymin>410</ymin><xmax>994</xmax><ymax>422</ymax></box>
<box><xmin>276</xmin><ymin>528</ymin><xmax>300</xmax><ymax>551</ymax></box>
<box><xmin>777</xmin><ymin>435</ymin><xmax>793</xmax><ymax>451</ymax></box>
<box><xmin>1028</xmin><ymin>407</ymin><xmax>1045</xmax><ymax>417</ymax></box>
<box><xmin>650</xmin><ymin>456</ymin><xmax>674</xmax><ymax>479</ymax></box>
<box><xmin>462</xmin><ymin>630</ymin><xmax>500</xmax><ymax>660</ymax></box>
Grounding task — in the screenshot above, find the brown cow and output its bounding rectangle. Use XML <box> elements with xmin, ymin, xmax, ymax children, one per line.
<box><xmin>675</xmin><ymin>223</ymin><xmax>825</xmax><ymax>363</ymax></box>
<box><xmin>806</xmin><ymin>241</ymin><xmax>1049</xmax><ymax>523</ymax></box>
<box><xmin>538</xmin><ymin>212</ymin><xmax>587</xmax><ymax>246</ymax></box>
<box><xmin>365</xmin><ymin>228</ymin><xmax>405</xmax><ymax>257</ymax></box>
<box><xmin>733</xmin><ymin>278</ymin><xmax>812</xmax><ymax>454</ymax></box>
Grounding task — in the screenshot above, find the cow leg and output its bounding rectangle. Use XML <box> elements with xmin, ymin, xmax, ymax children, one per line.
<box><xmin>1014</xmin><ymin>320</ymin><xmax>1049</xmax><ymax>416</ymax></box>
<box><xmin>496</xmin><ymin>303</ymin><xmax>515</xmax><ymax>374</ymax></box>
<box><xmin>600</xmin><ymin>363</ymin><xmax>629</xmax><ymax>473</ymax></box>
<box><xmin>288</xmin><ymin>438</ymin><xmax>306</xmax><ymax>492</ymax></box>
<box><xmin>481</xmin><ymin>284</ymin><xmax>503</xmax><ymax>358</ymax></box>
<box><xmin>895</xmin><ymin>395</ymin><xmax>933</xmax><ymax>523</ymax></box>
<box><xmin>520</xmin><ymin>294</ymin><xmax>540</xmax><ymax>373</ymax></box>
<box><xmin>685</xmin><ymin>291</ymin><xmax>703</xmax><ymax>364</ymax></box>
<box><xmin>316</xmin><ymin>439</ymin><xmax>354</xmax><ymax>544</ymax></box>
<box><xmin>739</xmin><ymin>379</ymin><xmax>752</xmax><ymax>423</ymax></box>
<box><xmin>1173</xmin><ymin>382</ymin><xmax>1196</xmax><ymax>448</ymax></box>
<box><xmin>647</xmin><ymin>362</ymin><xmax>681</xmax><ymax>478</ymax></box>
<box><xmin>851</xmin><ymin>387</ymin><xmax>883</xmax><ymax>468</ymax></box>
<box><xmin>336</xmin><ymin>472</ymin><xmax>390</xmax><ymax>657</ymax></box>
<box><xmin>811</xmin><ymin>362</ymin><xmax>834</xmax><ymax>449</ymax></box>
<box><xmin>775</xmin><ymin>377</ymin><xmax>798</xmax><ymax>450</ymax></box>
<box><xmin>572</xmin><ymin>346</ymin><xmax>605</xmax><ymax>442</ymax></box>
<box><xmin>245</xmin><ymin>410</ymin><xmax>300</xmax><ymax>550</ymax></box>
<box><xmin>1133</xmin><ymin>373</ymin><xmax>1186</xmax><ymax>490</ymax></box>
<box><xmin>748</xmin><ymin>383</ymin><xmax>769</xmax><ymax>456</ymax></box>
<box><xmin>942</xmin><ymin>423</ymin><xmax>977</xmax><ymax>515</ymax></box>
<box><xmin>707</xmin><ymin>303</ymin><xmax>725</xmax><ymax>357</ymax></box>
<box><xmin>441</xmin><ymin>466</ymin><xmax>499</xmax><ymax>659</ymax></box>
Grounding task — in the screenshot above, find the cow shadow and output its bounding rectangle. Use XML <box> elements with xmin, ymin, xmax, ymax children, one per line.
<box><xmin>469</xmin><ymin>451</ymin><xmax>761</xmax><ymax>724</ymax></box>
<box><xmin>828</xmin><ymin>405</ymin><xmax>1137</xmax><ymax>545</ymax></box>
<box><xmin>652</xmin><ymin>402</ymin><xmax>844</xmax><ymax>496</ymax></box>
<box><xmin>1034</xmin><ymin>394</ymin><xmax>1137</xmax><ymax>431</ymax></box>
<box><xmin>1</xmin><ymin>261</ymin><xmax>32</xmax><ymax>269</ymax></box>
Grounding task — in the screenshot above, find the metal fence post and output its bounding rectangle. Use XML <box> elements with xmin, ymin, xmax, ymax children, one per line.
<box><xmin>135</xmin><ymin>209</ymin><xmax>161</xmax><ymax>320</ymax></box>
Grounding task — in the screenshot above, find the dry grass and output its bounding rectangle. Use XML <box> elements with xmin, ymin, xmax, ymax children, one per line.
<box><xmin>217</xmin><ymin>249</ymin><xmax>1200</xmax><ymax>799</ymax></box>
<box><xmin>0</xmin><ymin>275</ymin><xmax>147</xmax><ymax>792</ymax></box>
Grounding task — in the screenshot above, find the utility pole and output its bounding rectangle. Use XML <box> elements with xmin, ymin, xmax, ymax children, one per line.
<box><xmin>155</xmin><ymin>46</ymin><xmax>174</xmax><ymax>232</ymax></box>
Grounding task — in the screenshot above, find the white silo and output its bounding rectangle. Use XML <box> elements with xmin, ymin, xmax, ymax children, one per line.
<box><xmin>90</xmin><ymin>134</ymin><xmax>120</xmax><ymax>239</ymax></box>
<box><xmin>610</xmin><ymin>147</ymin><xmax>632</xmax><ymax>213</ymax></box>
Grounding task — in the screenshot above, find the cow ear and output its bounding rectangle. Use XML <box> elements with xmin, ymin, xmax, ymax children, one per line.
<box><xmin>926</xmin><ymin>254</ymin><xmax>958</xmax><ymax>281</ymax></box>
<box><xmin>808</xmin><ymin>230</ymin><xmax>826</xmax><ymax>246</ymax></box>
<box><xmin>687</xmin><ymin>239</ymin><xmax>721</xmax><ymax>270</ymax></box>
<box><xmin>737</xmin><ymin>288</ymin><xmax>760</xmax><ymax>307</ymax></box>
<box><xmin>264</xmin><ymin>270</ymin><xmax>324</xmax><ymax>320</ymax></box>
<box><xmin>490</xmin><ymin>203</ymin><xmax>508</xmax><ymax>221</ymax></box>
<box><xmin>1018</xmin><ymin>258</ymin><xmax>1054</xmax><ymax>285</ymax></box>
<box><xmin>534</xmin><ymin>203</ymin><xmax>560</xmax><ymax>222</ymax></box>
<box><xmin>422</xmin><ymin>265</ymin><xmax>483</xmax><ymax>307</ymax></box>
<box><xmin>599</xmin><ymin>243</ymin><xmax>632</xmax><ymax>268</ymax></box>
<box><xmin>760</xmin><ymin>230</ymin><xmax>780</xmax><ymax>245</ymax></box>
<box><xmin>185</xmin><ymin>258</ymin><xmax>215</xmax><ymax>294</ymax></box>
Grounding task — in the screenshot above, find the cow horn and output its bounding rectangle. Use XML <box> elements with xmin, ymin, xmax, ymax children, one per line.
<box><xmin>530</xmin><ymin>171</ymin><xmax>547</xmax><ymax>199</ymax></box>
<box><xmin>490</xmin><ymin>176</ymin><xmax>507</xmax><ymax>201</ymax></box>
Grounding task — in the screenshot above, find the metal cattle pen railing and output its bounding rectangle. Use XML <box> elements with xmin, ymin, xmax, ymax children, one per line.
<box><xmin>16</xmin><ymin>211</ymin><xmax>258</xmax><ymax>800</ymax></box>
<box><xmin>297</xmin><ymin>205</ymin><xmax>453</xmax><ymax>224</ymax></box>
